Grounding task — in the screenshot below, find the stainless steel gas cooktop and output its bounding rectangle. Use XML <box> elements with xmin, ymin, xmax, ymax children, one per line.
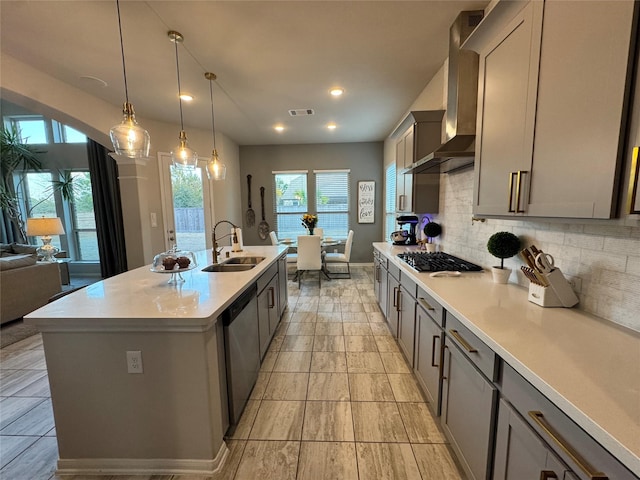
<box><xmin>397</xmin><ymin>252</ymin><xmax>483</xmax><ymax>273</ymax></box>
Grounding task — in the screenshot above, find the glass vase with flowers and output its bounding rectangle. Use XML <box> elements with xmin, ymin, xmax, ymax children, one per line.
<box><xmin>301</xmin><ymin>213</ymin><xmax>318</xmax><ymax>235</ymax></box>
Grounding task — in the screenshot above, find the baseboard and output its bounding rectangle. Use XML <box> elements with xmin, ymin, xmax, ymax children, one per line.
<box><xmin>56</xmin><ymin>442</ymin><xmax>229</xmax><ymax>476</ymax></box>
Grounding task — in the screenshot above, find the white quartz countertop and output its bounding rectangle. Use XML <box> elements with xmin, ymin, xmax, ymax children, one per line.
<box><xmin>374</xmin><ymin>242</ymin><xmax>640</xmax><ymax>477</ymax></box>
<box><xmin>25</xmin><ymin>246</ymin><xmax>287</xmax><ymax>331</ymax></box>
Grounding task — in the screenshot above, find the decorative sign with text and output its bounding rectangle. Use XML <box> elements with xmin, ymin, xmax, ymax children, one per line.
<box><xmin>357</xmin><ymin>181</ymin><xmax>375</xmax><ymax>224</ymax></box>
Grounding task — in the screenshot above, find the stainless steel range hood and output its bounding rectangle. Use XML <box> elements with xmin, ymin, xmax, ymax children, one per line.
<box><xmin>404</xmin><ymin>10</ymin><xmax>484</xmax><ymax>174</ymax></box>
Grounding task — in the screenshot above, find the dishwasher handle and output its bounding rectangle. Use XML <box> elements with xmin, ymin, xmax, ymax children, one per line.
<box><xmin>222</xmin><ymin>284</ymin><xmax>257</xmax><ymax>326</ymax></box>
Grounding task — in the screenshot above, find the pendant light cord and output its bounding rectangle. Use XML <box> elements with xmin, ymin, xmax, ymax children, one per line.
<box><xmin>115</xmin><ymin>0</ymin><xmax>129</xmax><ymax>104</ymax></box>
<box><xmin>174</xmin><ymin>38</ymin><xmax>185</xmax><ymax>130</ymax></box>
<box><xmin>208</xmin><ymin>78</ymin><xmax>217</xmax><ymax>150</ymax></box>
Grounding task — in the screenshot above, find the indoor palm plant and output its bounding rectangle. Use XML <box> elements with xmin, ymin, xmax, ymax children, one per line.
<box><xmin>487</xmin><ymin>231</ymin><xmax>521</xmax><ymax>283</ymax></box>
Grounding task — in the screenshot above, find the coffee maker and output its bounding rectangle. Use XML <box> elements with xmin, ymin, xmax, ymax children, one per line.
<box><xmin>395</xmin><ymin>215</ymin><xmax>419</xmax><ymax>245</ymax></box>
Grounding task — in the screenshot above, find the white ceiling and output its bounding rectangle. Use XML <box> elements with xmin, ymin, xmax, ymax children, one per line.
<box><xmin>0</xmin><ymin>0</ymin><xmax>488</xmax><ymax>146</ymax></box>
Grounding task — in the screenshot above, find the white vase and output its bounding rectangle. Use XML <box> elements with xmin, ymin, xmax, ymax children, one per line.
<box><xmin>491</xmin><ymin>267</ymin><xmax>511</xmax><ymax>284</ymax></box>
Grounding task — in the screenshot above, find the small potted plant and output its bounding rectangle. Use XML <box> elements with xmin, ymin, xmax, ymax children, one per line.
<box><xmin>423</xmin><ymin>218</ymin><xmax>442</xmax><ymax>253</ymax></box>
<box><xmin>487</xmin><ymin>231</ymin><xmax>521</xmax><ymax>283</ymax></box>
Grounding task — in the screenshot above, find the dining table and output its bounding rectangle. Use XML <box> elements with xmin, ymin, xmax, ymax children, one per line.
<box><xmin>280</xmin><ymin>236</ymin><xmax>345</xmax><ymax>280</ymax></box>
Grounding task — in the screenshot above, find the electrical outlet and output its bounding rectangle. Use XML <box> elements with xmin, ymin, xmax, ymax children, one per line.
<box><xmin>126</xmin><ymin>351</ymin><xmax>143</xmax><ymax>374</ymax></box>
<box><xmin>566</xmin><ymin>276</ymin><xmax>582</xmax><ymax>294</ymax></box>
<box><xmin>150</xmin><ymin>212</ymin><xmax>158</xmax><ymax>228</ymax></box>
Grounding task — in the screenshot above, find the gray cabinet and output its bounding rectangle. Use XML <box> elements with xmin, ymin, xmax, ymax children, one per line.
<box><xmin>470</xmin><ymin>0</ymin><xmax>639</xmax><ymax>219</ymax></box>
<box><xmin>397</xmin><ymin>278</ymin><xmax>417</xmax><ymax>367</ymax></box>
<box><xmin>500</xmin><ymin>363</ymin><xmax>638</xmax><ymax>480</ymax></box>
<box><xmin>414</xmin><ymin>301</ymin><xmax>443</xmax><ymax>410</ymax></box>
<box><xmin>373</xmin><ymin>250</ymin><xmax>388</xmax><ymax>317</ymax></box>
<box><xmin>277</xmin><ymin>254</ymin><xmax>288</xmax><ymax>319</ymax></box>
<box><xmin>386</xmin><ymin>263</ymin><xmax>401</xmax><ymax>337</ymax></box>
<box><xmin>257</xmin><ymin>262</ymin><xmax>280</xmax><ymax>360</ymax></box>
<box><xmin>493</xmin><ymin>399</ymin><xmax>570</xmax><ymax>480</ymax></box>
<box><xmin>394</xmin><ymin>111</ymin><xmax>442</xmax><ymax>214</ymax></box>
<box><xmin>441</xmin><ymin>313</ymin><xmax>498</xmax><ymax>480</ymax></box>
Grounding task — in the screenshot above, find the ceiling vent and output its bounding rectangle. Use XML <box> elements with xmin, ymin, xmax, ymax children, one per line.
<box><xmin>288</xmin><ymin>109</ymin><xmax>315</xmax><ymax>116</ymax></box>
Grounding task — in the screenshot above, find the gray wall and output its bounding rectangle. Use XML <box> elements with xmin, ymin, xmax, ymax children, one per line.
<box><xmin>239</xmin><ymin>142</ymin><xmax>383</xmax><ymax>264</ymax></box>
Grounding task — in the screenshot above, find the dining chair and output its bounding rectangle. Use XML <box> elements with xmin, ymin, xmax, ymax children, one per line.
<box><xmin>313</xmin><ymin>227</ymin><xmax>324</xmax><ymax>238</ymax></box>
<box><xmin>324</xmin><ymin>230</ymin><xmax>354</xmax><ymax>278</ymax></box>
<box><xmin>296</xmin><ymin>235</ymin><xmax>322</xmax><ymax>287</ymax></box>
<box><xmin>271</xmin><ymin>231</ymin><xmax>297</xmax><ymax>269</ymax></box>
<box><xmin>269</xmin><ymin>231</ymin><xmax>278</xmax><ymax>245</ymax></box>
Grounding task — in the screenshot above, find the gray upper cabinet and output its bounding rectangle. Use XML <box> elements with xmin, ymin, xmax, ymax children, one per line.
<box><xmin>468</xmin><ymin>0</ymin><xmax>639</xmax><ymax>219</ymax></box>
<box><xmin>394</xmin><ymin>111</ymin><xmax>443</xmax><ymax>214</ymax></box>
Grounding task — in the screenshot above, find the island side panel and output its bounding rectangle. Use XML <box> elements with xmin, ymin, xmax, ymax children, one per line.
<box><xmin>43</xmin><ymin>325</ymin><xmax>224</xmax><ymax>462</ymax></box>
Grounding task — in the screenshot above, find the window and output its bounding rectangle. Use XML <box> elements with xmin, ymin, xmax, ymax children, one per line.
<box><xmin>273</xmin><ymin>171</ymin><xmax>308</xmax><ymax>239</ymax></box>
<box><xmin>20</xmin><ymin>170</ymin><xmax>98</xmax><ymax>261</ymax></box>
<box><xmin>52</xmin><ymin>120</ymin><xmax>87</xmax><ymax>143</ymax></box>
<box><xmin>315</xmin><ymin>170</ymin><xmax>350</xmax><ymax>237</ymax></box>
<box><xmin>385</xmin><ymin>163</ymin><xmax>396</xmax><ymax>241</ymax></box>
<box><xmin>6</xmin><ymin>116</ymin><xmax>48</xmax><ymax>144</ymax></box>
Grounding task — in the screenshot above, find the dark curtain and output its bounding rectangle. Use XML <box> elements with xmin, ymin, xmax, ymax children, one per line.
<box><xmin>86</xmin><ymin>139</ymin><xmax>128</xmax><ymax>278</ymax></box>
<box><xmin>0</xmin><ymin>211</ymin><xmax>21</xmax><ymax>244</ymax></box>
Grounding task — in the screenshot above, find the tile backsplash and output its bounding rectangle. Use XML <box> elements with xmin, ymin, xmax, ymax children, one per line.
<box><xmin>428</xmin><ymin>168</ymin><xmax>640</xmax><ymax>332</ymax></box>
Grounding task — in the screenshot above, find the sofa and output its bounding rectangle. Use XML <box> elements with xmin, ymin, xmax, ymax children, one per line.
<box><xmin>1</xmin><ymin>243</ymin><xmax>62</xmax><ymax>325</ymax></box>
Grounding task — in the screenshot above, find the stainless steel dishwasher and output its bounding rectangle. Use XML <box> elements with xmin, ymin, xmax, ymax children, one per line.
<box><xmin>222</xmin><ymin>284</ymin><xmax>259</xmax><ymax>426</ymax></box>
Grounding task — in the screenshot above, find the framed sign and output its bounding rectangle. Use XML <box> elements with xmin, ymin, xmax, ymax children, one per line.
<box><xmin>358</xmin><ymin>181</ymin><xmax>375</xmax><ymax>223</ymax></box>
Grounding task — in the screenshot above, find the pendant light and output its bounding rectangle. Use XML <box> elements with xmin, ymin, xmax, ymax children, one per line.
<box><xmin>168</xmin><ymin>30</ymin><xmax>198</xmax><ymax>169</ymax></box>
<box><xmin>204</xmin><ymin>72</ymin><xmax>226</xmax><ymax>181</ymax></box>
<box><xmin>109</xmin><ymin>0</ymin><xmax>150</xmax><ymax>158</ymax></box>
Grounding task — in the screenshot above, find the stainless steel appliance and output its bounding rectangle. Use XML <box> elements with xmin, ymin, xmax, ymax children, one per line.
<box><xmin>397</xmin><ymin>252</ymin><xmax>483</xmax><ymax>272</ymax></box>
<box><xmin>222</xmin><ymin>284</ymin><xmax>259</xmax><ymax>425</ymax></box>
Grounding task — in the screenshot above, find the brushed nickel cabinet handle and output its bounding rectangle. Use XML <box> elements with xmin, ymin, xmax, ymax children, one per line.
<box><xmin>627</xmin><ymin>146</ymin><xmax>639</xmax><ymax>214</ymax></box>
<box><xmin>448</xmin><ymin>329</ymin><xmax>478</xmax><ymax>353</ymax></box>
<box><xmin>430</xmin><ymin>334</ymin><xmax>440</xmax><ymax>367</ymax></box>
<box><xmin>528</xmin><ymin>411</ymin><xmax>608</xmax><ymax>480</ymax></box>
<box><xmin>539</xmin><ymin>471</ymin><xmax>558</xmax><ymax>480</ymax></box>
<box><xmin>268</xmin><ymin>287</ymin><xmax>275</xmax><ymax>308</ymax></box>
<box><xmin>396</xmin><ymin>289</ymin><xmax>402</xmax><ymax>312</ymax></box>
<box><xmin>392</xmin><ymin>286</ymin><xmax>398</xmax><ymax>307</ymax></box>
<box><xmin>418</xmin><ymin>297</ymin><xmax>435</xmax><ymax>311</ymax></box>
<box><xmin>508</xmin><ymin>171</ymin><xmax>517</xmax><ymax>212</ymax></box>
<box><xmin>516</xmin><ymin>170</ymin><xmax>528</xmax><ymax>213</ymax></box>
<box><xmin>440</xmin><ymin>344</ymin><xmax>449</xmax><ymax>381</ymax></box>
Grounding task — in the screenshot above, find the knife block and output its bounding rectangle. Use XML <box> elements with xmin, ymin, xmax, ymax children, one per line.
<box><xmin>527</xmin><ymin>268</ymin><xmax>579</xmax><ymax>307</ymax></box>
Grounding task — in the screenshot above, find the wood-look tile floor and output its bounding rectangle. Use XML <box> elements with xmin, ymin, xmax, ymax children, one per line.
<box><xmin>0</xmin><ymin>267</ymin><xmax>464</xmax><ymax>479</ymax></box>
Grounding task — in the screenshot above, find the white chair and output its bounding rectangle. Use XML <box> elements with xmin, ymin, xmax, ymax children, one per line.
<box><xmin>313</xmin><ymin>227</ymin><xmax>323</xmax><ymax>239</ymax></box>
<box><xmin>324</xmin><ymin>230</ymin><xmax>354</xmax><ymax>278</ymax></box>
<box><xmin>296</xmin><ymin>235</ymin><xmax>322</xmax><ymax>287</ymax></box>
<box><xmin>269</xmin><ymin>231</ymin><xmax>278</xmax><ymax>245</ymax></box>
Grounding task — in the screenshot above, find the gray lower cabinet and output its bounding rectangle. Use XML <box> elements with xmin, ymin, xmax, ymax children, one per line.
<box><xmin>386</xmin><ymin>264</ymin><xmax>401</xmax><ymax>337</ymax></box>
<box><xmin>397</xmin><ymin>279</ymin><xmax>417</xmax><ymax>367</ymax></box>
<box><xmin>413</xmin><ymin>299</ymin><xmax>443</xmax><ymax>410</ymax></box>
<box><xmin>493</xmin><ymin>399</ymin><xmax>570</xmax><ymax>480</ymax></box>
<box><xmin>277</xmin><ymin>254</ymin><xmax>288</xmax><ymax>318</ymax></box>
<box><xmin>257</xmin><ymin>262</ymin><xmax>280</xmax><ymax>360</ymax></box>
<box><xmin>373</xmin><ymin>250</ymin><xmax>388</xmax><ymax>317</ymax></box>
<box><xmin>441</xmin><ymin>325</ymin><xmax>498</xmax><ymax>480</ymax></box>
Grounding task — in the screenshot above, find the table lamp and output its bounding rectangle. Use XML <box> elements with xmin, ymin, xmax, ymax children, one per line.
<box><xmin>26</xmin><ymin>217</ymin><xmax>65</xmax><ymax>262</ymax></box>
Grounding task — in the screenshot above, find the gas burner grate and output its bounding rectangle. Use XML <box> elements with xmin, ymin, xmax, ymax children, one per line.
<box><xmin>397</xmin><ymin>252</ymin><xmax>483</xmax><ymax>272</ymax></box>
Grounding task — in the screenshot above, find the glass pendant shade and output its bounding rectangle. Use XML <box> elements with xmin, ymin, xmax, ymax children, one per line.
<box><xmin>206</xmin><ymin>149</ymin><xmax>226</xmax><ymax>180</ymax></box>
<box><xmin>172</xmin><ymin>130</ymin><xmax>198</xmax><ymax>168</ymax></box>
<box><xmin>110</xmin><ymin>102</ymin><xmax>150</xmax><ymax>158</ymax></box>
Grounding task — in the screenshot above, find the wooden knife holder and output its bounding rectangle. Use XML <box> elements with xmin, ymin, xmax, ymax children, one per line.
<box><xmin>527</xmin><ymin>268</ymin><xmax>579</xmax><ymax>308</ymax></box>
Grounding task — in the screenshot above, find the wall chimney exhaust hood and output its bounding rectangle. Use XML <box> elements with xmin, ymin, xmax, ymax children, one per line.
<box><xmin>403</xmin><ymin>10</ymin><xmax>484</xmax><ymax>175</ymax></box>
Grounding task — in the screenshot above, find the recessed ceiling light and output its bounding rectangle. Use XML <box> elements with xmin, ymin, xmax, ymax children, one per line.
<box><xmin>327</xmin><ymin>123</ymin><xmax>337</xmax><ymax>130</ymax></box>
<box><xmin>329</xmin><ymin>87</ymin><xmax>344</xmax><ymax>97</ymax></box>
<box><xmin>274</xmin><ymin>125</ymin><xmax>285</xmax><ymax>132</ymax></box>
<box><xmin>179</xmin><ymin>93</ymin><xmax>193</xmax><ymax>102</ymax></box>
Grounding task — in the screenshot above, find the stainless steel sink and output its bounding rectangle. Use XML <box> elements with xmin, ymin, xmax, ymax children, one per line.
<box><xmin>202</xmin><ymin>264</ymin><xmax>256</xmax><ymax>272</ymax></box>
<box><xmin>223</xmin><ymin>256</ymin><xmax>265</xmax><ymax>265</ymax></box>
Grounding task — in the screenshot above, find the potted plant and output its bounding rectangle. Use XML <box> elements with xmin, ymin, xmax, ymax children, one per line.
<box><xmin>423</xmin><ymin>218</ymin><xmax>442</xmax><ymax>253</ymax></box>
<box><xmin>487</xmin><ymin>231</ymin><xmax>521</xmax><ymax>283</ymax></box>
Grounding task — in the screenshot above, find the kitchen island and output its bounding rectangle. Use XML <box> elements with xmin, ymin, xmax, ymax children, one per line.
<box><xmin>374</xmin><ymin>242</ymin><xmax>640</xmax><ymax>479</ymax></box>
<box><xmin>24</xmin><ymin>245</ymin><xmax>287</xmax><ymax>476</ymax></box>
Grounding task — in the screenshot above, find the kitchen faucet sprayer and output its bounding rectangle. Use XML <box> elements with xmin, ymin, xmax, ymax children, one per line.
<box><xmin>212</xmin><ymin>220</ymin><xmax>238</xmax><ymax>264</ymax></box>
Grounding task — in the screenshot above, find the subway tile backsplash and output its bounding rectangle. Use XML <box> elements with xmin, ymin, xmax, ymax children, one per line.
<box><xmin>430</xmin><ymin>169</ymin><xmax>640</xmax><ymax>332</ymax></box>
